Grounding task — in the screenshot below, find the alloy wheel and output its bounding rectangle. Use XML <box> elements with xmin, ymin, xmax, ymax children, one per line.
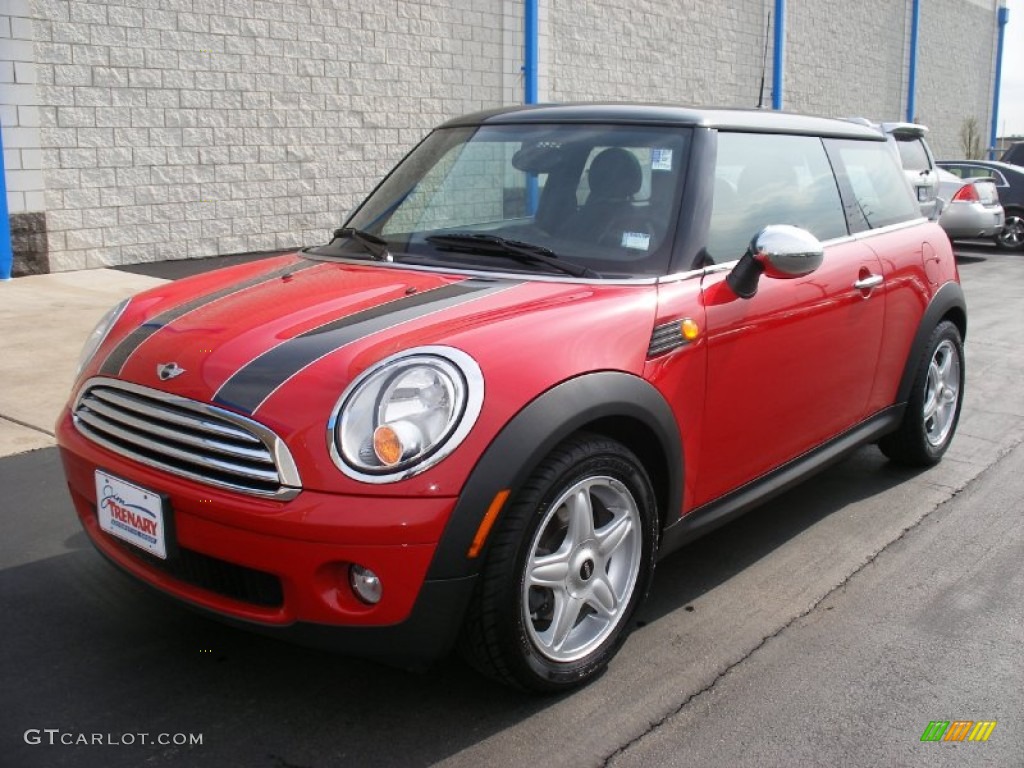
<box><xmin>923</xmin><ymin>339</ymin><xmax>961</xmax><ymax>447</ymax></box>
<box><xmin>522</xmin><ymin>475</ymin><xmax>642</xmax><ymax>663</ymax></box>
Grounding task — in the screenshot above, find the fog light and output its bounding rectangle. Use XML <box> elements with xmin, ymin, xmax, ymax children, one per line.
<box><xmin>349</xmin><ymin>564</ymin><xmax>382</xmax><ymax>605</ymax></box>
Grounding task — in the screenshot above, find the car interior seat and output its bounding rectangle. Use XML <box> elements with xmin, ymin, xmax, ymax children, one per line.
<box><xmin>568</xmin><ymin>147</ymin><xmax>643</xmax><ymax>244</ymax></box>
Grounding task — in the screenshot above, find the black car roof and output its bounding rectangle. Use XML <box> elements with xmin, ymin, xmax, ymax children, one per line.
<box><xmin>440</xmin><ymin>103</ymin><xmax>886</xmax><ymax>141</ymax></box>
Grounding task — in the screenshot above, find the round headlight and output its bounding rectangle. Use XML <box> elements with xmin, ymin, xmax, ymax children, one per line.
<box><xmin>76</xmin><ymin>298</ymin><xmax>130</xmax><ymax>379</ymax></box>
<box><xmin>330</xmin><ymin>347</ymin><xmax>484</xmax><ymax>482</ymax></box>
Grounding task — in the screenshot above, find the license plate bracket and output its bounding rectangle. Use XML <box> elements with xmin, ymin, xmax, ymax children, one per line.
<box><xmin>95</xmin><ymin>470</ymin><xmax>172</xmax><ymax>560</ymax></box>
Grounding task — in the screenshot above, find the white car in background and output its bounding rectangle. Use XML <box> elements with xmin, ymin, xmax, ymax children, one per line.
<box><xmin>935</xmin><ymin>167</ymin><xmax>1004</xmax><ymax>241</ymax></box>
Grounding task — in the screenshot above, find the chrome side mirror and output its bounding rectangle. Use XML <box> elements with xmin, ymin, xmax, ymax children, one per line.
<box><xmin>726</xmin><ymin>225</ymin><xmax>824</xmax><ymax>299</ymax></box>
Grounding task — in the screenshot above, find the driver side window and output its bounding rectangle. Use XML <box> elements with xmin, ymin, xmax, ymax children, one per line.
<box><xmin>707</xmin><ymin>132</ymin><xmax>848</xmax><ymax>262</ymax></box>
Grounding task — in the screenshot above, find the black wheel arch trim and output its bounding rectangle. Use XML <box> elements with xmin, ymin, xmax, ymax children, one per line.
<box><xmin>427</xmin><ymin>371</ymin><xmax>683</xmax><ymax>580</ymax></box>
<box><xmin>895</xmin><ymin>281</ymin><xmax>967</xmax><ymax>404</ymax></box>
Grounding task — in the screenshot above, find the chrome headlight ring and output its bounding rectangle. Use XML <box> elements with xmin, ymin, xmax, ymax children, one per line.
<box><xmin>328</xmin><ymin>346</ymin><xmax>485</xmax><ymax>484</ymax></box>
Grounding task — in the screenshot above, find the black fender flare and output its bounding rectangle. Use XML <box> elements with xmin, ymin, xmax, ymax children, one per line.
<box><xmin>426</xmin><ymin>371</ymin><xmax>683</xmax><ymax>580</ymax></box>
<box><xmin>895</xmin><ymin>281</ymin><xmax>967</xmax><ymax>404</ymax></box>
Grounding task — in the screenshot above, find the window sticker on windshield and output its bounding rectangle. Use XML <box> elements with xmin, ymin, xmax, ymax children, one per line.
<box><xmin>621</xmin><ymin>232</ymin><xmax>651</xmax><ymax>250</ymax></box>
<box><xmin>651</xmin><ymin>149</ymin><xmax>673</xmax><ymax>171</ymax></box>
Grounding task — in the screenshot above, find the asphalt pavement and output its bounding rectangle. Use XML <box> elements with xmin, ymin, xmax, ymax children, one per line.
<box><xmin>0</xmin><ymin>245</ymin><xmax>1021</xmax><ymax>767</ymax></box>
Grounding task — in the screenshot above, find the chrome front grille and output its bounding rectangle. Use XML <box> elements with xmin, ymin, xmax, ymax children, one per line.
<box><xmin>73</xmin><ymin>378</ymin><xmax>301</xmax><ymax>499</ymax></box>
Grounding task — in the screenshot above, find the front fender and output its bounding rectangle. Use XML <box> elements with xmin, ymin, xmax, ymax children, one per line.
<box><xmin>426</xmin><ymin>371</ymin><xmax>683</xmax><ymax>580</ymax></box>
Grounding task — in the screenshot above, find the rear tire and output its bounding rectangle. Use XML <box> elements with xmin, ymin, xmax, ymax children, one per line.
<box><xmin>458</xmin><ymin>433</ymin><xmax>657</xmax><ymax>692</ymax></box>
<box><xmin>995</xmin><ymin>210</ymin><xmax>1024</xmax><ymax>251</ymax></box>
<box><xmin>879</xmin><ymin>321</ymin><xmax>964</xmax><ymax>466</ymax></box>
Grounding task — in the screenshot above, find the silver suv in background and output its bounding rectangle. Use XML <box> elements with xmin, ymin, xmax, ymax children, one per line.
<box><xmin>846</xmin><ymin>119</ymin><xmax>940</xmax><ymax>219</ymax></box>
<box><xmin>884</xmin><ymin>122</ymin><xmax>940</xmax><ymax>219</ymax></box>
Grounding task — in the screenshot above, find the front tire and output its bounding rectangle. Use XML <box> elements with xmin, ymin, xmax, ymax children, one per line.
<box><xmin>879</xmin><ymin>320</ymin><xmax>964</xmax><ymax>466</ymax></box>
<box><xmin>458</xmin><ymin>433</ymin><xmax>657</xmax><ymax>692</ymax></box>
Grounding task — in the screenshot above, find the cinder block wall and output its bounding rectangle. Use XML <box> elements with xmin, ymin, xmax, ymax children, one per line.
<box><xmin>0</xmin><ymin>0</ymin><xmax>1001</xmax><ymax>273</ymax></box>
<box><xmin>1</xmin><ymin>0</ymin><xmax>48</xmax><ymax>274</ymax></box>
<box><xmin>785</xmin><ymin>0</ymin><xmax>909</xmax><ymax>123</ymax></box>
<box><xmin>547</xmin><ymin>0</ymin><xmax>769</xmax><ymax>108</ymax></box>
<box><xmin>26</xmin><ymin>0</ymin><xmax>511</xmax><ymax>271</ymax></box>
<box><xmin>916</xmin><ymin>0</ymin><xmax>999</xmax><ymax>158</ymax></box>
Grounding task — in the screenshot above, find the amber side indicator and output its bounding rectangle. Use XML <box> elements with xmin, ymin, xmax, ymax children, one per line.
<box><xmin>468</xmin><ymin>489</ymin><xmax>511</xmax><ymax>558</ymax></box>
<box><xmin>681</xmin><ymin>317</ymin><xmax>700</xmax><ymax>340</ymax></box>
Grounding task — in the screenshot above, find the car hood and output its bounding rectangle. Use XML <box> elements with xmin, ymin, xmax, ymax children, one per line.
<box><xmin>89</xmin><ymin>254</ymin><xmax>655</xmax><ymax>414</ymax></box>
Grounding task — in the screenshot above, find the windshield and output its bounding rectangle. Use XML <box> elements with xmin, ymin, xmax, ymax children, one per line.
<box><xmin>315</xmin><ymin>124</ymin><xmax>691</xmax><ymax>278</ymax></box>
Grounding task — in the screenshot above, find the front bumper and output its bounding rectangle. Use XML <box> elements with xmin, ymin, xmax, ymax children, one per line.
<box><xmin>56</xmin><ymin>410</ymin><xmax>475</xmax><ymax>665</ymax></box>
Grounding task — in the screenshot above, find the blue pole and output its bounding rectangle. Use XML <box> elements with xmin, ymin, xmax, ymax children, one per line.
<box><xmin>0</xmin><ymin>124</ymin><xmax>12</xmax><ymax>280</ymax></box>
<box><xmin>989</xmin><ymin>3</ymin><xmax>1009</xmax><ymax>159</ymax></box>
<box><xmin>524</xmin><ymin>0</ymin><xmax>538</xmax><ymax>105</ymax></box>
<box><xmin>772</xmin><ymin>0</ymin><xmax>785</xmax><ymax>110</ymax></box>
<box><xmin>524</xmin><ymin>0</ymin><xmax>539</xmax><ymax>214</ymax></box>
<box><xmin>907</xmin><ymin>0</ymin><xmax>920</xmax><ymax>122</ymax></box>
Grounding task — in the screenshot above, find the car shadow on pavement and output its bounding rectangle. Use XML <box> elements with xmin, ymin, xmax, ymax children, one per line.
<box><xmin>2</xmin><ymin>449</ymin><xmax>555</xmax><ymax>768</ymax></box>
<box><xmin>2</xmin><ymin>448</ymin><xmax>927</xmax><ymax>768</ymax></box>
<box><xmin>637</xmin><ymin>446</ymin><xmax>922</xmax><ymax>627</ymax></box>
<box><xmin>954</xmin><ymin>253</ymin><xmax>988</xmax><ymax>264</ymax></box>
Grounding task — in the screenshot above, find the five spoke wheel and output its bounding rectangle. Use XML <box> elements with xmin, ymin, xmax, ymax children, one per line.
<box><xmin>922</xmin><ymin>339</ymin><xmax>961</xmax><ymax>447</ymax></box>
<box><xmin>458</xmin><ymin>434</ymin><xmax>656</xmax><ymax>691</ymax></box>
<box><xmin>524</xmin><ymin>477</ymin><xmax>641</xmax><ymax>662</ymax></box>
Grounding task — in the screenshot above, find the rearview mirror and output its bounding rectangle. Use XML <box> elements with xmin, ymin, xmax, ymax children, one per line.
<box><xmin>726</xmin><ymin>225</ymin><xmax>824</xmax><ymax>299</ymax></box>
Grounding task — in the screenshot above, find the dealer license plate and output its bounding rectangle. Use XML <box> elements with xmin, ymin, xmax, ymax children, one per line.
<box><xmin>95</xmin><ymin>471</ymin><xmax>167</xmax><ymax>559</ymax></box>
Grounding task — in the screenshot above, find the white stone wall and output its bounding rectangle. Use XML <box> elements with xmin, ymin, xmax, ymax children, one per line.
<box><xmin>1</xmin><ymin>0</ymin><xmax>44</xmax><ymax>215</ymax></box>
<box><xmin>0</xmin><ymin>0</ymin><xmax>1002</xmax><ymax>272</ymax></box>
<box><xmin>547</xmin><ymin>0</ymin><xmax>770</xmax><ymax>108</ymax></box>
<box><xmin>916</xmin><ymin>0</ymin><xmax>998</xmax><ymax>158</ymax></box>
<box><xmin>785</xmin><ymin>0</ymin><xmax>909</xmax><ymax>122</ymax></box>
<box><xmin>27</xmin><ymin>0</ymin><xmax>508</xmax><ymax>270</ymax></box>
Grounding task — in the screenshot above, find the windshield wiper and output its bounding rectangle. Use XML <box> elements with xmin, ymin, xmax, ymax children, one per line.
<box><xmin>333</xmin><ymin>227</ymin><xmax>393</xmax><ymax>262</ymax></box>
<box><xmin>425</xmin><ymin>234</ymin><xmax>600</xmax><ymax>278</ymax></box>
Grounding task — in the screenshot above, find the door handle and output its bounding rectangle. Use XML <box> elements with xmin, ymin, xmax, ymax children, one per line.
<box><xmin>853</xmin><ymin>274</ymin><xmax>884</xmax><ymax>290</ymax></box>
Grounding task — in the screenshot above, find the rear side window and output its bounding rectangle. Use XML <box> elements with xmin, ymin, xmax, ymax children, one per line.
<box><xmin>706</xmin><ymin>132</ymin><xmax>848</xmax><ymax>262</ymax></box>
<box><xmin>829</xmin><ymin>140</ymin><xmax>919</xmax><ymax>230</ymax></box>
<box><xmin>895</xmin><ymin>137</ymin><xmax>931</xmax><ymax>172</ymax></box>
<box><xmin>943</xmin><ymin>164</ymin><xmax>1008</xmax><ymax>185</ymax></box>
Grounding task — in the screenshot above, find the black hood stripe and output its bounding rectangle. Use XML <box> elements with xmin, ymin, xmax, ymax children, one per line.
<box><xmin>98</xmin><ymin>260</ymin><xmax>319</xmax><ymax>377</ymax></box>
<box><xmin>212</xmin><ymin>279</ymin><xmax>512</xmax><ymax>415</ymax></box>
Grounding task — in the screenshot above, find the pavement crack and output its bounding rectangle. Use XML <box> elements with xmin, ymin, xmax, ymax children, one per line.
<box><xmin>0</xmin><ymin>413</ymin><xmax>55</xmax><ymax>438</ymax></box>
<box><xmin>601</xmin><ymin>434</ymin><xmax>1024</xmax><ymax>768</ymax></box>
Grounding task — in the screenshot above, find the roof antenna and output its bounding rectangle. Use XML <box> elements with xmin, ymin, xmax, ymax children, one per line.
<box><xmin>757</xmin><ymin>10</ymin><xmax>772</xmax><ymax>108</ymax></box>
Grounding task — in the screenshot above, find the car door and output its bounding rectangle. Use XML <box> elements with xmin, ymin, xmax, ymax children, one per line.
<box><xmin>826</xmin><ymin>137</ymin><xmax>948</xmax><ymax>412</ymax></box>
<box><xmin>694</xmin><ymin>132</ymin><xmax>886</xmax><ymax>505</ymax></box>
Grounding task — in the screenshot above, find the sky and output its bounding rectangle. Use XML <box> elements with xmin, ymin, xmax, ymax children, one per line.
<box><xmin>998</xmin><ymin>0</ymin><xmax>1024</xmax><ymax>137</ymax></box>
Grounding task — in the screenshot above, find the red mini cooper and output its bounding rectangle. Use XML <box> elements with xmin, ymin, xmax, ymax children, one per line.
<box><xmin>57</xmin><ymin>105</ymin><xmax>966</xmax><ymax>691</ymax></box>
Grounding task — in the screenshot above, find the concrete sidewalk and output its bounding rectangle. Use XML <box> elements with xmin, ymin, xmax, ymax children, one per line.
<box><xmin>0</xmin><ymin>270</ymin><xmax>167</xmax><ymax>457</ymax></box>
